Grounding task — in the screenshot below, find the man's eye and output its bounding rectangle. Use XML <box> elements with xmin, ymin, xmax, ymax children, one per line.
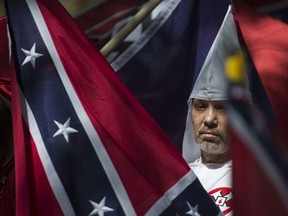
<box><xmin>194</xmin><ymin>104</ymin><xmax>206</xmax><ymax>109</ymax></box>
<box><xmin>216</xmin><ymin>105</ymin><xmax>227</xmax><ymax>112</ymax></box>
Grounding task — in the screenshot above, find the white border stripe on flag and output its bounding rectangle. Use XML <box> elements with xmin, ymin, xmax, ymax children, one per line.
<box><xmin>229</xmin><ymin>108</ymin><xmax>288</xmax><ymax>205</ymax></box>
<box><xmin>19</xmin><ymin>89</ymin><xmax>76</xmax><ymax>216</ymax></box>
<box><xmin>26</xmin><ymin>0</ymin><xmax>136</xmax><ymax>215</ymax></box>
<box><xmin>111</xmin><ymin>0</ymin><xmax>181</xmax><ymax>72</ymax></box>
<box><xmin>145</xmin><ymin>170</ymin><xmax>197</xmax><ymax>216</ymax></box>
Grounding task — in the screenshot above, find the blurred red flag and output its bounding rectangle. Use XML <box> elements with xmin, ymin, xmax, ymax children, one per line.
<box><xmin>234</xmin><ymin>1</ymin><xmax>288</xmax><ymax>134</ymax></box>
<box><xmin>0</xmin><ymin>17</ymin><xmax>11</xmax><ymax>100</ymax></box>
<box><xmin>230</xmin><ymin>1</ymin><xmax>288</xmax><ymax>215</ymax></box>
<box><xmin>239</xmin><ymin>0</ymin><xmax>285</xmax><ymax>7</ymax></box>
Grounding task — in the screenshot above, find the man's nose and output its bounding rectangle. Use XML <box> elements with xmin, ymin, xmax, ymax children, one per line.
<box><xmin>204</xmin><ymin>107</ymin><xmax>218</xmax><ymax>127</ymax></box>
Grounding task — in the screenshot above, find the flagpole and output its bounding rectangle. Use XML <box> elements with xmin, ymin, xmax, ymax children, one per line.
<box><xmin>100</xmin><ymin>0</ymin><xmax>162</xmax><ymax>57</ymax></box>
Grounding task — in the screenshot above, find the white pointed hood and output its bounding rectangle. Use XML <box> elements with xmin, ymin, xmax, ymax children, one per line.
<box><xmin>182</xmin><ymin>6</ymin><xmax>241</xmax><ymax>163</ymax></box>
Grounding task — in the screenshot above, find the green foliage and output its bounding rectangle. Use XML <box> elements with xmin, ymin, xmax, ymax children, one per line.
<box><xmin>0</xmin><ymin>1</ymin><xmax>5</xmax><ymax>17</ymax></box>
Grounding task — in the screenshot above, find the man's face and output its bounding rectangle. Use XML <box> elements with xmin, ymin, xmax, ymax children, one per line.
<box><xmin>191</xmin><ymin>99</ymin><xmax>229</xmax><ymax>154</ymax></box>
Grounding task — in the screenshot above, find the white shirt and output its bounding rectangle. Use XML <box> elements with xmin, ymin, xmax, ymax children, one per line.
<box><xmin>189</xmin><ymin>158</ymin><xmax>233</xmax><ymax>215</ymax></box>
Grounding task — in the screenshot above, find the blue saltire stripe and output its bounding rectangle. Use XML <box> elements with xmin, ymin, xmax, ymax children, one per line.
<box><xmin>6</xmin><ymin>0</ymin><xmax>133</xmax><ymax>215</ymax></box>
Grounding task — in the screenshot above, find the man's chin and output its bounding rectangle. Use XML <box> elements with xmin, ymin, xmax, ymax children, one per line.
<box><xmin>197</xmin><ymin>141</ymin><xmax>224</xmax><ymax>153</ymax></box>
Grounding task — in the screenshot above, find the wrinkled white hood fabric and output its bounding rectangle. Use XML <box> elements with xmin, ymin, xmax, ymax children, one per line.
<box><xmin>182</xmin><ymin>5</ymin><xmax>241</xmax><ymax>163</ymax></box>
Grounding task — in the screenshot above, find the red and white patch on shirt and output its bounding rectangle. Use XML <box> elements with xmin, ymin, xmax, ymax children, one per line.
<box><xmin>209</xmin><ymin>187</ymin><xmax>233</xmax><ymax>215</ymax></box>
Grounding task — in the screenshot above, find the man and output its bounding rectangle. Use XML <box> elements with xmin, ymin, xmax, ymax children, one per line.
<box><xmin>182</xmin><ymin>6</ymin><xmax>250</xmax><ymax>215</ymax></box>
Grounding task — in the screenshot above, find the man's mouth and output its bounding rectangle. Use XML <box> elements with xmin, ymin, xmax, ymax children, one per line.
<box><xmin>199</xmin><ymin>131</ymin><xmax>223</xmax><ymax>142</ymax></box>
<box><xmin>200</xmin><ymin>131</ymin><xmax>219</xmax><ymax>137</ymax></box>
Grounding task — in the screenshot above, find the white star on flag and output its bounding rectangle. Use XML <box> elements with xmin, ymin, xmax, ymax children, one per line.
<box><xmin>88</xmin><ymin>197</ymin><xmax>114</xmax><ymax>216</ymax></box>
<box><xmin>186</xmin><ymin>202</ymin><xmax>201</xmax><ymax>216</ymax></box>
<box><xmin>21</xmin><ymin>42</ymin><xmax>43</xmax><ymax>68</ymax></box>
<box><xmin>53</xmin><ymin>117</ymin><xmax>78</xmax><ymax>142</ymax></box>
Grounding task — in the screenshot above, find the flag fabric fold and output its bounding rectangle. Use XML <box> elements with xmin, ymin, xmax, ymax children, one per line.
<box><xmin>233</xmin><ymin>0</ymin><xmax>288</xmax><ymax>133</ymax></box>
<box><xmin>0</xmin><ymin>16</ymin><xmax>15</xmax><ymax>216</ymax></box>
<box><xmin>0</xmin><ymin>16</ymin><xmax>11</xmax><ymax>101</ymax></box>
<box><xmin>5</xmin><ymin>0</ymin><xmax>221</xmax><ymax>215</ymax></box>
<box><xmin>228</xmin><ymin>2</ymin><xmax>288</xmax><ymax>214</ymax></box>
<box><xmin>228</xmin><ymin>73</ymin><xmax>288</xmax><ymax>215</ymax></box>
<box><xmin>74</xmin><ymin>0</ymin><xmax>146</xmax><ymax>48</ymax></box>
<box><xmin>111</xmin><ymin>0</ymin><xmax>231</xmax><ymax>151</ymax></box>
